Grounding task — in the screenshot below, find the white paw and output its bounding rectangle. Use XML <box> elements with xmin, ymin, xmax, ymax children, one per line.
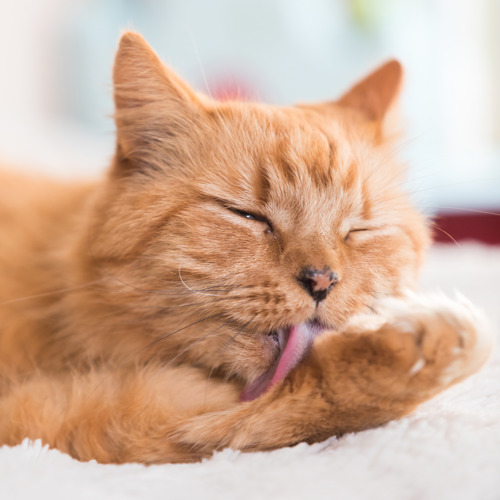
<box><xmin>374</xmin><ymin>290</ymin><xmax>494</xmax><ymax>384</ymax></box>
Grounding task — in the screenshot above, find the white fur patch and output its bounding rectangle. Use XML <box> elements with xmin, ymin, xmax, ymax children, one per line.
<box><xmin>374</xmin><ymin>290</ymin><xmax>494</xmax><ymax>383</ymax></box>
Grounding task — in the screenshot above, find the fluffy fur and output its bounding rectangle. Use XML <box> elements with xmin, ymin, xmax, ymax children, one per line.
<box><xmin>0</xmin><ymin>33</ymin><xmax>493</xmax><ymax>464</ymax></box>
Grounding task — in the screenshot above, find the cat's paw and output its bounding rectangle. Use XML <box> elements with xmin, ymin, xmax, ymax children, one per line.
<box><xmin>351</xmin><ymin>291</ymin><xmax>494</xmax><ymax>400</ymax></box>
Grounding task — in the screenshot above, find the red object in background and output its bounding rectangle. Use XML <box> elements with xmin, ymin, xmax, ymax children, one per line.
<box><xmin>208</xmin><ymin>74</ymin><xmax>258</xmax><ymax>102</ymax></box>
<box><xmin>433</xmin><ymin>211</ymin><xmax>500</xmax><ymax>245</ymax></box>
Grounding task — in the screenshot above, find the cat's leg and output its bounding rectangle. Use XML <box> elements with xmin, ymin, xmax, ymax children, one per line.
<box><xmin>0</xmin><ymin>365</ymin><xmax>241</xmax><ymax>464</ymax></box>
<box><xmin>173</xmin><ymin>292</ymin><xmax>494</xmax><ymax>453</ymax></box>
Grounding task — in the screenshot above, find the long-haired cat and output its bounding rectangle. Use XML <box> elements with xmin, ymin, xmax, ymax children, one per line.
<box><xmin>0</xmin><ymin>32</ymin><xmax>493</xmax><ymax>464</ymax></box>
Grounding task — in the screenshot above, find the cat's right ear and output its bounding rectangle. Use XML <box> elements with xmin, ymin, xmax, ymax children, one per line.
<box><xmin>302</xmin><ymin>60</ymin><xmax>403</xmax><ymax>142</ymax></box>
<box><xmin>112</xmin><ymin>32</ymin><xmax>203</xmax><ymax>175</ymax></box>
<box><xmin>336</xmin><ymin>60</ymin><xmax>403</xmax><ymax>123</ymax></box>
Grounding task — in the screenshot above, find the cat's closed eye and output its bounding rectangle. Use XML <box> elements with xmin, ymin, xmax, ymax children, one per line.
<box><xmin>226</xmin><ymin>206</ymin><xmax>274</xmax><ymax>233</ymax></box>
<box><xmin>344</xmin><ymin>228</ymin><xmax>370</xmax><ymax>242</ymax></box>
<box><xmin>229</xmin><ymin>207</ymin><xmax>259</xmax><ymax>221</ymax></box>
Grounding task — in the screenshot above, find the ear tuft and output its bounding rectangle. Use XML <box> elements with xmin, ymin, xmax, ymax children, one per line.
<box><xmin>337</xmin><ymin>59</ymin><xmax>403</xmax><ymax>122</ymax></box>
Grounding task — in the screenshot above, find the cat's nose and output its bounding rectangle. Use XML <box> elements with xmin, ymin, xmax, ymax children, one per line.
<box><xmin>296</xmin><ymin>266</ymin><xmax>339</xmax><ymax>303</ymax></box>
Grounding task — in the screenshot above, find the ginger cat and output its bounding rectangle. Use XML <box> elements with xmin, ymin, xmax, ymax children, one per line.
<box><xmin>0</xmin><ymin>33</ymin><xmax>493</xmax><ymax>464</ymax></box>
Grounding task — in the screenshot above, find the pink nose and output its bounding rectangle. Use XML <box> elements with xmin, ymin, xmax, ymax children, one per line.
<box><xmin>296</xmin><ymin>266</ymin><xmax>339</xmax><ymax>302</ymax></box>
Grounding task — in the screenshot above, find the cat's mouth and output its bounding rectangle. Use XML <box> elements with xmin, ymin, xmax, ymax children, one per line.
<box><xmin>239</xmin><ymin>320</ymin><xmax>328</xmax><ymax>402</ymax></box>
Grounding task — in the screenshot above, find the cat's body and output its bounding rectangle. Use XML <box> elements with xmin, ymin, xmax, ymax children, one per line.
<box><xmin>0</xmin><ymin>33</ymin><xmax>493</xmax><ymax>464</ymax></box>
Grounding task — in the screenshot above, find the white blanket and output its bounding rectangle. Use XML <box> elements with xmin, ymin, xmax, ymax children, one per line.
<box><xmin>2</xmin><ymin>244</ymin><xmax>499</xmax><ymax>500</ymax></box>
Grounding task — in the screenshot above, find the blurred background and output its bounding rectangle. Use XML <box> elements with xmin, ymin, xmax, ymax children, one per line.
<box><xmin>0</xmin><ymin>0</ymin><xmax>499</xmax><ymax>241</ymax></box>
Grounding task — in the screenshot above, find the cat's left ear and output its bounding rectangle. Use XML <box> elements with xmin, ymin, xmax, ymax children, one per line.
<box><xmin>336</xmin><ymin>60</ymin><xmax>403</xmax><ymax>123</ymax></box>
<box><xmin>112</xmin><ymin>32</ymin><xmax>205</xmax><ymax>175</ymax></box>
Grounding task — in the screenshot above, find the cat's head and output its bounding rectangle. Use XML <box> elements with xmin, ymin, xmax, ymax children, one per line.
<box><xmin>83</xmin><ymin>33</ymin><xmax>429</xmax><ymax>400</ymax></box>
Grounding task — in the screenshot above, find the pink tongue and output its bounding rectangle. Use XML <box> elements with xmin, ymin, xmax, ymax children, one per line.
<box><xmin>240</xmin><ymin>324</ymin><xmax>316</xmax><ymax>402</ymax></box>
<box><xmin>270</xmin><ymin>324</ymin><xmax>315</xmax><ymax>386</ymax></box>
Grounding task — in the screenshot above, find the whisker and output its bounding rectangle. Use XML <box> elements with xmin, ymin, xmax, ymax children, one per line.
<box><xmin>109</xmin><ymin>273</ymin><xmax>236</xmax><ymax>296</ymax></box>
<box><xmin>430</xmin><ymin>222</ymin><xmax>462</xmax><ymax>248</ymax></box>
<box><xmin>363</xmin><ymin>303</ymin><xmax>377</xmax><ymax>314</ymax></box>
<box><xmin>178</xmin><ymin>266</ymin><xmax>233</xmax><ymax>296</ymax></box>
<box><xmin>164</xmin><ymin>317</ymin><xmax>239</xmax><ymax>368</ymax></box>
<box><xmin>204</xmin><ymin>317</ymin><xmax>256</xmax><ymax>402</ymax></box>
<box><xmin>187</xmin><ymin>29</ymin><xmax>242</xmax><ymax>153</ymax></box>
<box><xmin>0</xmin><ymin>279</ymin><xmax>104</xmax><ymax>306</ymax></box>
<box><xmin>428</xmin><ymin>206</ymin><xmax>500</xmax><ymax>217</ymax></box>
<box><xmin>224</xmin><ymin>318</ymin><xmax>261</xmax><ymax>384</ymax></box>
<box><xmin>117</xmin><ymin>296</ymin><xmax>238</xmax><ymax>312</ymax></box>
<box><xmin>139</xmin><ymin>312</ymin><xmax>225</xmax><ymax>353</ymax></box>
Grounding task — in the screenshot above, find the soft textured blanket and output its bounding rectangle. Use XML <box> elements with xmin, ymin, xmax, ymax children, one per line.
<box><xmin>1</xmin><ymin>243</ymin><xmax>499</xmax><ymax>500</ymax></box>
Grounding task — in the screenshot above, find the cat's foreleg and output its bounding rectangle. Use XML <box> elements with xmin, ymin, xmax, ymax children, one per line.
<box><xmin>174</xmin><ymin>292</ymin><xmax>493</xmax><ymax>453</ymax></box>
<box><xmin>0</xmin><ymin>365</ymin><xmax>240</xmax><ymax>463</ymax></box>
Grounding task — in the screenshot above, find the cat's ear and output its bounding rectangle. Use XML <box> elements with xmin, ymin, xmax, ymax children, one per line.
<box><xmin>336</xmin><ymin>60</ymin><xmax>403</xmax><ymax>123</ymax></box>
<box><xmin>112</xmin><ymin>32</ymin><xmax>203</xmax><ymax>175</ymax></box>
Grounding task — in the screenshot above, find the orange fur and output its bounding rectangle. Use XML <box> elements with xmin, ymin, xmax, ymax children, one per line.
<box><xmin>0</xmin><ymin>33</ymin><xmax>492</xmax><ymax>464</ymax></box>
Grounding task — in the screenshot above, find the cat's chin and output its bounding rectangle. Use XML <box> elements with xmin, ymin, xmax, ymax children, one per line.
<box><xmin>239</xmin><ymin>321</ymin><xmax>328</xmax><ymax>402</ymax></box>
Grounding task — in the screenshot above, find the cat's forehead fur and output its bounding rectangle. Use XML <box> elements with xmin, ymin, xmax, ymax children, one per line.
<box><xmin>191</xmin><ymin>102</ymin><xmax>400</xmax><ymax>238</ymax></box>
